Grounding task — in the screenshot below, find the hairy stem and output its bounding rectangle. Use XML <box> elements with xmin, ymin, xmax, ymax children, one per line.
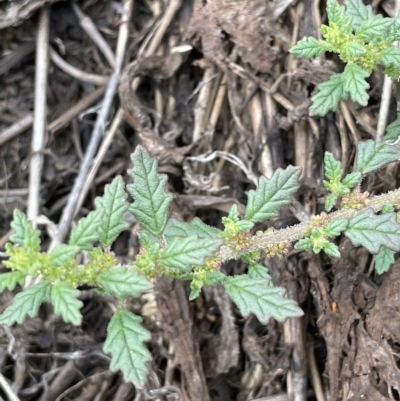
<box><xmin>219</xmin><ymin>188</ymin><xmax>400</xmax><ymax>262</ymax></box>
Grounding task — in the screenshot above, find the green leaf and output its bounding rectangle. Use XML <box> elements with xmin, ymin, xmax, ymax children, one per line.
<box><xmin>324</xmin><ymin>152</ymin><xmax>343</xmax><ymax>181</ymax></box>
<box><xmin>69</xmin><ymin>209</ymin><xmax>103</xmax><ymax>250</ymax></box>
<box><xmin>0</xmin><ymin>282</ymin><xmax>51</xmax><ymax>325</ymax></box>
<box><xmin>245</xmin><ymin>166</ymin><xmax>301</xmax><ymax>223</ymax></box>
<box><xmin>103</xmin><ymin>307</ymin><xmax>151</xmax><ymax>387</ymax></box>
<box><xmin>356</xmin><ymin>16</ymin><xmax>393</xmax><ymax>41</ymax></box>
<box><xmin>325</xmin><ymin>194</ymin><xmax>338</xmax><ymax>211</ymax></box>
<box><xmin>94</xmin><ymin>176</ymin><xmax>130</xmax><ymax>248</ymax></box>
<box><xmin>345</xmin><ymin>0</ymin><xmax>374</xmax><ymax>28</ymax></box>
<box><xmin>341</xmin><ymin>42</ymin><xmax>367</xmax><ymax>59</ymax></box>
<box><xmin>224</xmin><ymin>275</ymin><xmax>303</xmax><ymax>324</ymax></box>
<box><xmin>290</xmin><ymin>37</ymin><xmax>331</xmax><ymax>58</ymax></box>
<box><xmin>356</xmin><ymin>140</ymin><xmax>400</xmax><ymax>173</ymax></box>
<box><xmin>322</xmin><ymin>242</ymin><xmax>341</xmax><ymax>257</ymax></box>
<box><xmin>236</xmin><ymin>220</ymin><xmax>254</xmax><ymax>232</ymax></box>
<box><xmin>384</xmin><ymin>118</ymin><xmax>400</xmax><ymax>142</ymax></box>
<box><xmin>375</xmin><ymin>246</ymin><xmax>396</xmax><ymax>274</ymax></box>
<box><xmin>49</xmin><ymin>245</ymin><xmax>80</xmax><ymax>267</ymax></box>
<box><xmin>325</xmin><ymin>219</ymin><xmax>349</xmax><ymax>237</ymax></box>
<box><xmin>295</xmin><ymin>238</ymin><xmax>313</xmax><ymax>250</ymax></box>
<box><xmin>342</xmin><ymin>172</ymin><xmax>362</xmax><ymax>188</ymax></box>
<box><xmin>10</xmin><ymin>210</ymin><xmax>40</xmax><ymax>253</ymax></box>
<box><xmin>345</xmin><ymin>209</ymin><xmax>400</xmax><ymax>253</ymax></box>
<box><xmin>51</xmin><ymin>282</ymin><xmax>83</xmax><ymax>325</ymax></box>
<box><xmin>248</xmin><ymin>262</ymin><xmax>272</xmax><ymax>280</ymax></box>
<box><xmin>163</xmin><ymin>217</ymin><xmax>221</xmax><ymax>244</ymax></box>
<box><xmin>160</xmin><ymin>235</ymin><xmax>222</xmax><ymax>271</ymax></box>
<box><xmin>189</xmin><ymin>271</ymin><xmax>225</xmax><ymax>300</ymax></box>
<box><xmin>382</xmin><ymin>204</ymin><xmax>395</xmax><ymax>214</ymax></box>
<box><xmin>97</xmin><ymin>267</ymin><xmax>153</xmax><ymax>300</ymax></box>
<box><xmin>310</xmin><ymin>74</ymin><xmax>347</xmax><ymax>116</ymax></box>
<box><xmin>380</xmin><ymin>47</ymin><xmax>400</xmax><ymax>69</ymax></box>
<box><xmin>128</xmin><ymin>146</ymin><xmax>172</xmax><ymax>238</ymax></box>
<box><xmin>342</xmin><ymin>64</ymin><xmax>369</xmax><ymax>106</ymax></box>
<box><xmin>0</xmin><ymin>271</ymin><xmax>25</xmax><ymax>293</ymax></box>
<box><xmin>327</xmin><ymin>0</ymin><xmax>349</xmax><ymax>25</ymax></box>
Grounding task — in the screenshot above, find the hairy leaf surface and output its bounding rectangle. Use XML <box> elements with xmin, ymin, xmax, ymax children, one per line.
<box><xmin>69</xmin><ymin>209</ymin><xmax>103</xmax><ymax>250</ymax></box>
<box><xmin>128</xmin><ymin>146</ymin><xmax>172</xmax><ymax>238</ymax></box>
<box><xmin>97</xmin><ymin>267</ymin><xmax>153</xmax><ymax>300</ymax></box>
<box><xmin>10</xmin><ymin>210</ymin><xmax>40</xmax><ymax>252</ymax></box>
<box><xmin>290</xmin><ymin>37</ymin><xmax>331</xmax><ymax>58</ymax></box>
<box><xmin>384</xmin><ymin>118</ymin><xmax>400</xmax><ymax>142</ymax></box>
<box><xmin>356</xmin><ymin>140</ymin><xmax>400</xmax><ymax>173</ymax></box>
<box><xmin>0</xmin><ymin>282</ymin><xmax>51</xmax><ymax>325</ymax></box>
<box><xmin>325</xmin><ymin>219</ymin><xmax>349</xmax><ymax>237</ymax></box>
<box><xmin>95</xmin><ymin>176</ymin><xmax>130</xmax><ymax>247</ymax></box>
<box><xmin>49</xmin><ymin>245</ymin><xmax>80</xmax><ymax>267</ymax></box>
<box><xmin>224</xmin><ymin>275</ymin><xmax>303</xmax><ymax>324</ymax></box>
<box><xmin>342</xmin><ymin>64</ymin><xmax>369</xmax><ymax>106</ymax></box>
<box><xmin>160</xmin><ymin>235</ymin><xmax>222</xmax><ymax>271</ymax></box>
<box><xmin>163</xmin><ymin>217</ymin><xmax>221</xmax><ymax>244</ymax></box>
<box><xmin>345</xmin><ymin>210</ymin><xmax>400</xmax><ymax>253</ymax></box>
<box><xmin>356</xmin><ymin>16</ymin><xmax>393</xmax><ymax>41</ymax></box>
<box><xmin>245</xmin><ymin>166</ymin><xmax>301</xmax><ymax>223</ymax></box>
<box><xmin>345</xmin><ymin>0</ymin><xmax>374</xmax><ymax>27</ymax></box>
<box><xmin>0</xmin><ymin>271</ymin><xmax>25</xmax><ymax>293</ymax></box>
<box><xmin>375</xmin><ymin>246</ymin><xmax>395</xmax><ymax>274</ymax></box>
<box><xmin>310</xmin><ymin>74</ymin><xmax>347</xmax><ymax>116</ymax></box>
<box><xmin>103</xmin><ymin>308</ymin><xmax>151</xmax><ymax>386</ymax></box>
<box><xmin>51</xmin><ymin>282</ymin><xmax>83</xmax><ymax>325</ymax></box>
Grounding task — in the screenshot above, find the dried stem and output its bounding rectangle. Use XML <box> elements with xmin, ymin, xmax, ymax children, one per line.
<box><xmin>28</xmin><ymin>6</ymin><xmax>50</xmax><ymax>221</ymax></box>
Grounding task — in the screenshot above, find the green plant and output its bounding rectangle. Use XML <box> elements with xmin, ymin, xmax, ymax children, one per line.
<box><xmin>290</xmin><ymin>0</ymin><xmax>400</xmax><ymax>122</ymax></box>
<box><xmin>1</xmin><ymin>0</ymin><xmax>400</xmax><ymax>388</ymax></box>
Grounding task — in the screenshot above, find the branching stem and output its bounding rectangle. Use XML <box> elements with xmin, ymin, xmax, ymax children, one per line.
<box><xmin>219</xmin><ymin>188</ymin><xmax>400</xmax><ymax>262</ymax></box>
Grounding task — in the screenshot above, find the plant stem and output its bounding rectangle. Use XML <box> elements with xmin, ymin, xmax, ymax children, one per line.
<box><xmin>219</xmin><ymin>188</ymin><xmax>400</xmax><ymax>262</ymax></box>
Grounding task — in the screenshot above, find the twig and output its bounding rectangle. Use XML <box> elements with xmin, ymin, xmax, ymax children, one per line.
<box><xmin>49</xmin><ymin>47</ymin><xmax>109</xmax><ymax>86</ymax></box>
<box><xmin>53</xmin><ymin>0</ymin><xmax>134</xmax><ymax>247</ymax></box>
<box><xmin>0</xmin><ymin>87</ymin><xmax>105</xmax><ymax>146</ymax></box>
<box><xmin>28</xmin><ymin>6</ymin><xmax>50</xmax><ymax>221</ymax></box>
<box><xmin>0</xmin><ymin>114</ymin><xmax>33</xmax><ymax>146</ymax></box>
<box><xmin>0</xmin><ymin>372</ymin><xmax>21</xmax><ymax>401</ymax></box>
<box><xmin>376</xmin><ymin>76</ymin><xmax>392</xmax><ymax>142</ymax></box>
<box><xmin>219</xmin><ymin>188</ymin><xmax>400</xmax><ymax>262</ymax></box>
<box><xmin>70</xmin><ymin>1</ymin><xmax>116</xmax><ymax>68</ymax></box>
<box><xmin>307</xmin><ymin>342</ymin><xmax>326</xmax><ymax>401</ymax></box>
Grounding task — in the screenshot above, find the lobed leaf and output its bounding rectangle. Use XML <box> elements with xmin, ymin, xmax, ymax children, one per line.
<box><xmin>95</xmin><ymin>176</ymin><xmax>130</xmax><ymax>248</ymax></box>
<box><xmin>341</xmin><ymin>42</ymin><xmax>367</xmax><ymax>59</ymax></box>
<box><xmin>342</xmin><ymin>172</ymin><xmax>362</xmax><ymax>188</ymax></box>
<box><xmin>295</xmin><ymin>238</ymin><xmax>313</xmax><ymax>251</ymax></box>
<box><xmin>380</xmin><ymin>47</ymin><xmax>400</xmax><ymax>69</ymax></box>
<box><xmin>325</xmin><ymin>219</ymin><xmax>349</xmax><ymax>237</ymax></box>
<box><xmin>355</xmin><ymin>16</ymin><xmax>393</xmax><ymax>41</ymax></box>
<box><xmin>384</xmin><ymin>118</ymin><xmax>400</xmax><ymax>142</ymax></box>
<box><xmin>344</xmin><ymin>0</ymin><xmax>374</xmax><ymax>28</ymax></box>
<box><xmin>103</xmin><ymin>307</ymin><xmax>151</xmax><ymax>387</ymax></box>
<box><xmin>128</xmin><ymin>146</ymin><xmax>172</xmax><ymax>238</ymax></box>
<box><xmin>51</xmin><ymin>282</ymin><xmax>83</xmax><ymax>325</ymax></box>
<box><xmin>345</xmin><ymin>209</ymin><xmax>400</xmax><ymax>254</ymax></box>
<box><xmin>356</xmin><ymin>140</ymin><xmax>400</xmax><ymax>173</ymax></box>
<box><xmin>97</xmin><ymin>267</ymin><xmax>153</xmax><ymax>300</ymax></box>
<box><xmin>245</xmin><ymin>166</ymin><xmax>301</xmax><ymax>223</ymax></box>
<box><xmin>69</xmin><ymin>209</ymin><xmax>103</xmax><ymax>250</ymax></box>
<box><xmin>290</xmin><ymin>37</ymin><xmax>331</xmax><ymax>58</ymax></box>
<box><xmin>310</xmin><ymin>74</ymin><xmax>347</xmax><ymax>116</ymax></box>
<box><xmin>163</xmin><ymin>217</ymin><xmax>221</xmax><ymax>244</ymax></box>
<box><xmin>324</xmin><ymin>152</ymin><xmax>343</xmax><ymax>181</ymax></box>
<box><xmin>224</xmin><ymin>275</ymin><xmax>303</xmax><ymax>324</ymax></box>
<box><xmin>49</xmin><ymin>245</ymin><xmax>80</xmax><ymax>267</ymax></box>
<box><xmin>342</xmin><ymin>63</ymin><xmax>370</xmax><ymax>106</ymax></box>
<box><xmin>322</xmin><ymin>242</ymin><xmax>341</xmax><ymax>258</ymax></box>
<box><xmin>325</xmin><ymin>194</ymin><xmax>338</xmax><ymax>212</ymax></box>
<box><xmin>10</xmin><ymin>210</ymin><xmax>41</xmax><ymax>253</ymax></box>
<box><xmin>0</xmin><ymin>282</ymin><xmax>51</xmax><ymax>325</ymax></box>
<box><xmin>248</xmin><ymin>262</ymin><xmax>271</xmax><ymax>280</ymax></box>
<box><xmin>327</xmin><ymin>0</ymin><xmax>349</xmax><ymax>25</ymax></box>
<box><xmin>160</xmin><ymin>235</ymin><xmax>222</xmax><ymax>271</ymax></box>
<box><xmin>375</xmin><ymin>246</ymin><xmax>396</xmax><ymax>274</ymax></box>
<box><xmin>0</xmin><ymin>271</ymin><xmax>25</xmax><ymax>293</ymax></box>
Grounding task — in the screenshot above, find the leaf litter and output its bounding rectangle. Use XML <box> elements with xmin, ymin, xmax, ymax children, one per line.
<box><xmin>0</xmin><ymin>0</ymin><xmax>399</xmax><ymax>400</ymax></box>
